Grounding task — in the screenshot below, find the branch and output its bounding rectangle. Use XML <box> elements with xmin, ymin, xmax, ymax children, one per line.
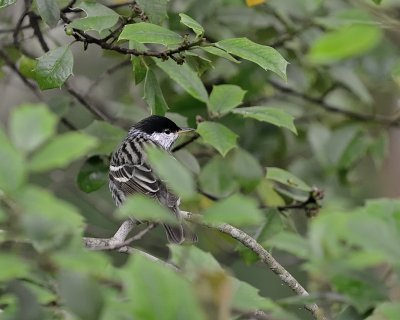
<box><xmin>181</xmin><ymin>211</ymin><xmax>326</xmax><ymax>320</ymax></box>
<box><xmin>268</xmin><ymin>79</ymin><xmax>400</xmax><ymax>127</ymax></box>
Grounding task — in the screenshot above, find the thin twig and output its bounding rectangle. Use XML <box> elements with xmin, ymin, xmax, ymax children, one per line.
<box><xmin>268</xmin><ymin>79</ymin><xmax>400</xmax><ymax>127</ymax></box>
<box><xmin>181</xmin><ymin>211</ymin><xmax>326</xmax><ymax>320</ymax></box>
<box><xmin>172</xmin><ymin>134</ymin><xmax>199</xmax><ymax>152</ymax></box>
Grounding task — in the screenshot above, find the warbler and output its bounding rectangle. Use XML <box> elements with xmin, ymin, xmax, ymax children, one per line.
<box><xmin>109</xmin><ymin>115</ymin><xmax>197</xmax><ymax>244</ymax></box>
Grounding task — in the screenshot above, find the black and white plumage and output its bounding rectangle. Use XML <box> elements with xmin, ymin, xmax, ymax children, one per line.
<box><xmin>109</xmin><ymin>115</ymin><xmax>197</xmax><ymax>244</ymax></box>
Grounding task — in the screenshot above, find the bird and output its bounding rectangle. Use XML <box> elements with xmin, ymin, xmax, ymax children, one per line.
<box><xmin>108</xmin><ymin>115</ymin><xmax>197</xmax><ymax>244</ymax></box>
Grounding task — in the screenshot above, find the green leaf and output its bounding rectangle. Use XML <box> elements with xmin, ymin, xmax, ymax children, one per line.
<box><xmin>58</xmin><ymin>270</ymin><xmax>104</xmax><ymax>320</ymax></box>
<box><xmin>0</xmin><ymin>0</ymin><xmax>16</xmax><ymax>9</ymax></box>
<box><xmin>135</xmin><ymin>0</ymin><xmax>169</xmax><ymax>25</ymax></box>
<box><xmin>371</xmin><ymin>0</ymin><xmax>382</xmax><ymax>4</ymax></box>
<box><xmin>266</xmin><ymin>167</ymin><xmax>311</xmax><ymax>192</ymax></box>
<box><xmin>119</xmin><ymin>22</ymin><xmax>182</xmax><ymax>46</ymax></box>
<box><xmin>174</xmin><ymin>149</ymin><xmax>200</xmax><ymax>174</ymax></box>
<box><xmin>18</xmin><ymin>55</ymin><xmax>38</xmax><ymax>80</ymax></box>
<box><xmin>231</xmin><ymin>106</ymin><xmax>297</xmax><ymax>134</ymax></box>
<box><xmin>179</xmin><ymin>13</ymin><xmax>204</xmax><ymax>37</ymax></box>
<box><xmin>35</xmin><ymin>0</ymin><xmax>60</xmax><ymax>27</ymax></box>
<box><xmin>132</xmin><ymin>56</ymin><xmax>147</xmax><ymax>85</ymax></box>
<box><xmin>268</xmin><ymin>232</ymin><xmax>310</xmax><ymax>259</ymax></box>
<box><xmin>9</xmin><ymin>103</ymin><xmax>58</xmax><ymax>154</ymax></box>
<box><xmin>77</xmin><ymin>155</ymin><xmax>109</xmax><ymax>193</ymax></box>
<box><xmin>123</xmin><ymin>254</ymin><xmax>204</xmax><ymax>320</ymax></box>
<box><xmin>197</xmin><ymin>122</ymin><xmax>238</xmax><ymax>156</ymax></box>
<box><xmin>69</xmin><ymin>1</ymin><xmax>119</xmax><ymax>33</ymax></box>
<box><xmin>185</xmin><ymin>53</ymin><xmax>213</xmax><ymax>76</ymax></box>
<box><xmin>155</xmin><ymin>59</ymin><xmax>208</xmax><ymax>103</ymax></box>
<box><xmin>84</xmin><ymin>120</ymin><xmax>126</xmax><ymax>155</ymax></box>
<box><xmin>338</xmin><ymin>134</ymin><xmax>370</xmax><ymax>169</ymax></box>
<box><xmin>199</xmin><ymin>156</ymin><xmax>238</xmax><ymax>198</ymax></box>
<box><xmin>147</xmin><ymin>146</ymin><xmax>195</xmax><ymax>199</ymax></box>
<box><xmin>228</xmin><ymin>148</ymin><xmax>263</xmax><ymax>191</ymax></box>
<box><xmin>35</xmin><ymin>45</ymin><xmax>74</xmax><ymax>90</ymax></box>
<box><xmin>209</xmin><ymin>85</ymin><xmax>246</xmax><ymax>115</ymax></box>
<box><xmin>19</xmin><ymin>186</ymin><xmax>84</xmax><ymax>251</ymax></box>
<box><xmin>144</xmin><ymin>67</ymin><xmax>168</xmax><ymax>115</ymax></box>
<box><xmin>116</xmin><ymin>194</ymin><xmax>176</xmax><ymax>223</ymax></box>
<box><xmin>203</xmin><ymin>194</ymin><xmax>264</xmax><ymax>226</ymax></box>
<box><xmin>0</xmin><ymin>127</ymin><xmax>25</xmax><ymax>194</ymax></box>
<box><xmin>29</xmin><ymin>132</ymin><xmax>98</xmax><ymax>172</ymax></box>
<box><xmin>216</xmin><ymin>38</ymin><xmax>288</xmax><ymax>80</ymax></box>
<box><xmin>201</xmin><ymin>46</ymin><xmax>240</xmax><ymax>63</ymax></box>
<box><xmin>308</xmin><ymin>25</ymin><xmax>381</xmax><ymax>64</ymax></box>
<box><xmin>0</xmin><ymin>254</ymin><xmax>29</xmax><ymax>281</ymax></box>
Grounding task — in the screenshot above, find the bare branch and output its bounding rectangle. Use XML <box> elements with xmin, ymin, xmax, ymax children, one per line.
<box><xmin>181</xmin><ymin>211</ymin><xmax>326</xmax><ymax>320</ymax></box>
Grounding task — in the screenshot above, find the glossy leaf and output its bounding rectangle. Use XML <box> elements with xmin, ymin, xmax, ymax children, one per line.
<box><xmin>179</xmin><ymin>13</ymin><xmax>204</xmax><ymax>37</ymax></box>
<box><xmin>77</xmin><ymin>155</ymin><xmax>109</xmax><ymax>193</ymax></box>
<box><xmin>35</xmin><ymin>0</ymin><xmax>60</xmax><ymax>27</ymax></box>
<box><xmin>203</xmin><ymin>194</ymin><xmax>264</xmax><ymax>226</ymax></box>
<box><xmin>144</xmin><ymin>67</ymin><xmax>168</xmax><ymax>115</ymax></box>
<box><xmin>0</xmin><ymin>127</ymin><xmax>25</xmax><ymax>193</ymax></box>
<box><xmin>70</xmin><ymin>2</ymin><xmax>119</xmax><ymax>33</ymax></box>
<box><xmin>119</xmin><ymin>23</ymin><xmax>182</xmax><ymax>46</ymax></box>
<box><xmin>308</xmin><ymin>25</ymin><xmax>381</xmax><ymax>64</ymax></box>
<box><xmin>35</xmin><ymin>46</ymin><xmax>74</xmax><ymax>90</ymax></box>
<box><xmin>9</xmin><ymin>103</ymin><xmax>58</xmax><ymax>154</ymax></box>
<box><xmin>209</xmin><ymin>84</ymin><xmax>246</xmax><ymax>115</ymax></box>
<box><xmin>197</xmin><ymin>121</ymin><xmax>238</xmax><ymax>156</ymax></box>
<box><xmin>135</xmin><ymin>0</ymin><xmax>169</xmax><ymax>25</ymax></box>
<box><xmin>29</xmin><ymin>132</ymin><xmax>98</xmax><ymax>172</ymax></box>
<box><xmin>147</xmin><ymin>146</ymin><xmax>195</xmax><ymax>199</ymax></box>
<box><xmin>216</xmin><ymin>38</ymin><xmax>288</xmax><ymax>79</ymax></box>
<box><xmin>231</xmin><ymin>106</ymin><xmax>297</xmax><ymax>134</ymax></box>
<box><xmin>266</xmin><ymin>167</ymin><xmax>311</xmax><ymax>192</ymax></box>
<box><xmin>155</xmin><ymin>59</ymin><xmax>208</xmax><ymax>102</ymax></box>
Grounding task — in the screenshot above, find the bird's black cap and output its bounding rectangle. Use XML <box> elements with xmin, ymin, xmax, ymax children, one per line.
<box><xmin>134</xmin><ymin>115</ymin><xmax>181</xmax><ymax>134</ymax></box>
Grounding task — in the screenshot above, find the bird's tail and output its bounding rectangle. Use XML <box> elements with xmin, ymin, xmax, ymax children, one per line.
<box><xmin>163</xmin><ymin>222</ymin><xmax>197</xmax><ymax>244</ymax></box>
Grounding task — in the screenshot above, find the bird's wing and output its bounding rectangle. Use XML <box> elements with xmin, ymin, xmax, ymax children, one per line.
<box><xmin>109</xmin><ymin>161</ymin><xmax>160</xmax><ymax>197</ymax></box>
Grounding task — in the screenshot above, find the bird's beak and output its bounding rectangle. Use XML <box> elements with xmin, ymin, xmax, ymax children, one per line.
<box><xmin>178</xmin><ymin>127</ymin><xmax>195</xmax><ymax>135</ymax></box>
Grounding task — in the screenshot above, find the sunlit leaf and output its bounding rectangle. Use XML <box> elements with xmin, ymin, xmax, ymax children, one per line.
<box><xmin>29</xmin><ymin>132</ymin><xmax>98</xmax><ymax>172</ymax></box>
<box><xmin>179</xmin><ymin>13</ymin><xmax>204</xmax><ymax>37</ymax></box>
<box><xmin>147</xmin><ymin>146</ymin><xmax>195</xmax><ymax>199</ymax></box>
<box><xmin>203</xmin><ymin>194</ymin><xmax>264</xmax><ymax>226</ymax></box>
<box><xmin>197</xmin><ymin>121</ymin><xmax>238</xmax><ymax>156</ymax></box>
<box><xmin>70</xmin><ymin>1</ymin><xmax>119</xmax><ymax>33</ymax></box>
<box><xmin>144</xmin><ymin>67</ymin><xmax>168</xmax><ymax>115</ymax></box>
<box><xmin>155</xmin><ymin>59</ymin><xmax>208</xmax><ymax>102</ymax></box>
<box><xmin>35</xmin><ymin>0</ymin><xmax>60</xmax><ymax>27</ymax></box>
<box><xmin>209</xmin><ymin>84</ymin><xmax>246</xmax><ymax>115</ymax></box>
<box><xmin>0</xmin><ymin>127</ymin><xmax>25</xmax><ymax>194</ymax></box>
<box><xmin>18</xmin><ymin>55</ymin><xmax>38</xmax><ymax>80</ymax></box>
<box><xmin>123</xmin><ymin>254</ymin><xmax>205</xmax><ymax>319</ymax></box>
<box><xmin>9</xmin><ymin>103</ymin><xmax>58</xmax><ymax>154</ymax></box>
<box><xmin>116</xmin><ymin>194</ymin><xmax>177</xmax><ymax>223</ymax></box>
<box><xmin>231</xmin><ymin>106</ymin><xmax>297</xmax><ymax>134</ymax></box>
<box><xmin>308</xmin><ymin>25</ymin><xmax>381</xmax><ymax>64</ymax></box>
<box><xmin>216</xmin><ymin>38</ymin><xmax>288</xmax><ymax>80</ymax></box>
<box><xmin>119</xmin><ymin>23</ymin><xmax>182</xmax><ymax>46</ymax></box>
<box><xmin>135</xmin><ymin>0</ymin><xmax>169</xmax><ymax>25</ymax></box>
<box><xmin>35</xmin><ymin>46</ymin><xmax>74</xmax><ymax>90</ymax></box>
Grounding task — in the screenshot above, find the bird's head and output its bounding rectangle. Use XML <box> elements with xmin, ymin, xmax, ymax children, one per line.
<box><xmin>131</xmin><ymin>115</ymin><xmax>194</xmax><ymax>150</ymax></box>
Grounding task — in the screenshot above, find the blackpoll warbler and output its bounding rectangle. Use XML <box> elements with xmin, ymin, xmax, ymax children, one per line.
<box><xmin>109</xmin><ymin>115</ymin><xmax>197</xmax><ymax>244</ymax></box>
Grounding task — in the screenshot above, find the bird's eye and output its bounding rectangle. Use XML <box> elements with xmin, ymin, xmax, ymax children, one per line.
<box><xmin>164</xmin><ymin>129</ymin><xmax>171</xmax><ymax>134</ymax></box>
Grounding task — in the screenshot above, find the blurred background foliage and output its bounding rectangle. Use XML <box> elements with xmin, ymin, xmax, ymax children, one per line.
<box><xmin>1</xmin><ymin>0</ymin><xmax>400</xmax><ymax>319</ymax></box>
